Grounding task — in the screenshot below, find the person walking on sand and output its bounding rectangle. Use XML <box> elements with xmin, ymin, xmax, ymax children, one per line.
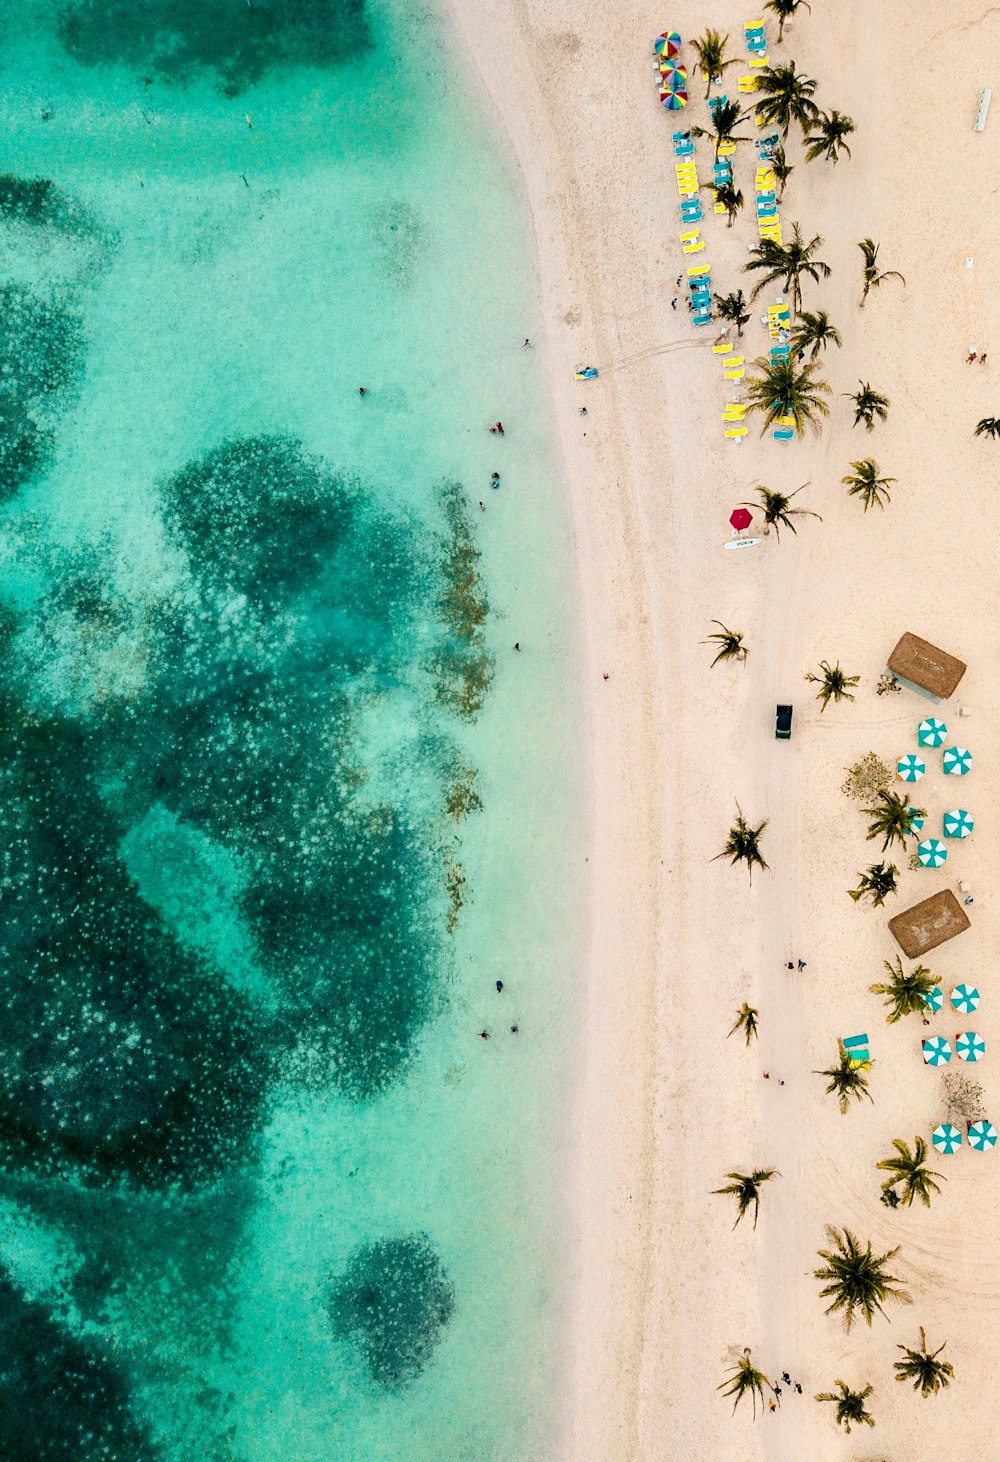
<box><xmin>981</xmin><ymin>353</ymin><xmax>988</xmax><ymax>366</ymax></box>
<box><xmin>967</xmin><ymin>350</ymin><xmax>977</xmax><ymax>364</ymax></box>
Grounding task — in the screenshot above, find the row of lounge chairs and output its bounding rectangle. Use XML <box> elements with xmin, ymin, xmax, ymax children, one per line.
<box><xmin>686</xmin><ymin>262</ymin><xmax>713</xmax><ymax>326</ymax></box>
<box><xmin>744</xmin><ymin>18</ymin><xmax>768</xmax><ymax>68</ymax></box>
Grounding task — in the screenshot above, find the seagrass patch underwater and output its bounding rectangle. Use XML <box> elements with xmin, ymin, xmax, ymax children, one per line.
<box><xmin>0</xmin><ymin>1</ymin><xmax>581</xmax><ymax>1458</ymax></box>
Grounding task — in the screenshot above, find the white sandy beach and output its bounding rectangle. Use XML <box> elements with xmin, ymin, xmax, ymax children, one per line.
<box><xmin>449</xmin><ymin>1</ymin><xmax>1000</xmax><ymax>1457</ymax></box>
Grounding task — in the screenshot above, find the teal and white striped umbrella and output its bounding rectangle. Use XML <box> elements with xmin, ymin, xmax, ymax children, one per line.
<box><xmin>951</xmin><ymin>983</ymin><xmax>980</xmax><ymax>1014</ymax></box>
<box><xmin>932</xmin><ymin>1122</ymin><xmax>963</xmax><ymax>1155</ymax></box>
<box><xmin>921</xmin><ymin>985</ymin><xmax>944</xmax><ymax>1013</ymax></box>
<box><xmin>968</xmin><ymin>1120</ymin><xmax>998</xmax><ymax>1151</ymax></box>
<box><xmin>897</xmin><ymin>753</ymin><xmax>926</xmax><ymax>782</ymax></box>
<box><xmin>943</xmin><ymin>808</ymin><xmax>974</xmax><ymax>838</ymax></box>
<box><xmin>917</xmin><ymin>717</ymin><xmax>948</xmax><ymax>747</ymax></box>
<box><xmin>917</xmin><ymin>838</ymin><xmax>948</xmax><ymax>868</ymax></box>
<box><xmin>956</xmin><ymin>1031</ymin><xmax>986</xmax><ymax>1063</ymax></box>
<box><xmin>922</xmin><ymin>1036</ymin><xmax>952</xmax><ymax>1066</ymax></box>
<box><xmin>943</xmin><ymin>746</ymin><xmax>972</xmax><ymax>776</ymax></box>
<box><xmin>907</xmin><ymin>810</ymin><xmax>926</xmax><ymax>835</ymax></box>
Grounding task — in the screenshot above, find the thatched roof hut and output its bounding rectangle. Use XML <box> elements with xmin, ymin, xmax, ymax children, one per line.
<box><xmin>886</xmin><ymin>633</ymin><xmax>966</xmax><ymax>702</ymax></box>
<box><xmin>888</xmin><ymin>889</ymin><xmax>971</xmax><ymax>958</ymax></box>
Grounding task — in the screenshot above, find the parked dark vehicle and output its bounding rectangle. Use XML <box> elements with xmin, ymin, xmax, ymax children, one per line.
<box><xmin>776</xmin><ymin>704</ymin><xmax>793</xmax><ymax>739</ymax></box>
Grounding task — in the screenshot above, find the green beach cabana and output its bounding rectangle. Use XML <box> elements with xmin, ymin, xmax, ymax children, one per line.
<box><xmin>897</xmin><ymin>753</ymin><xmax>925</xmax><ymax>782</ymax></box>
<box><xmin>907</xmin><ymin>810</ymin><xmax>926</xmax><ymax>835</ymax></box>
<box><xmin>968</xmin><ymin>1120</ymin><xmax>997</xmax><ymax>1151</ymax></box>
<box><xmin>951</xmin><ymin>983</ymin><xmax>980</xmax><ymax>1014</ymax></box>
<box><xmin>921</xmin><ymin>985</ymin><xmax>944</xmax><ymax>1013</ymax></box>
<box><xmin>917</xmin><ymin>838</ymin><xmax>947</xmax><ymax>868</ymax></box>
<box><xmin>917</xmin><ymin>717</ymin><xmax>948</xmax><ymax>747</ymax></box>
<box><xmin>922</xmin><ymin>1036</ymin><xmax>952</xmax><ymax>1066</ymax></box>
<box><xmin>956</xmin><ymin>1031</ymin><xmax>986</xmax><ymax>1063</ymax></box>
<box><xmin>932</xmin><ymin>1123</ymin><xmax>963</xmax><ymax>1155</ymax></box>
<box><xmin>943</xmin><ymin>808</ymin><xmax>974</xmax><ymax>838</ymax></box>
<box><xmin>943</xmin><ymin>746</ymin><xmax>972</xmax><ymax>776</ymax></box>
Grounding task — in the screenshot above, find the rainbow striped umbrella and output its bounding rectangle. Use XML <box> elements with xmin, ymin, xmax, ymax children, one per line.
<box><xmin>956</xmin><ymin>1031</ymin><xmax>986</xmax><ymax>1063</ymax></box>
<box><xmin>932</xmin><ymin>1123</ymin><xmax>963</xmax><ymax>1155</ymax></box>
<box><xmin>897</xmin><ymin>753</ymin><xmax>925</xmax><ymax>782</ymax></box>
<box><xmin>661</xmin><ymin>89</ymin><xmax>688</xmax><ymax>108</ymax></box>
<box><xmin>654</xmin><ymin>32</ymin><xmax>682</xmax><ymax>57</ymax></box>
<box><xmin>917</xmin><ymin>838</ymin><xmax>947</xmax><ymax>868</ymax></box>
<box><xmin>951</xmin><ymin>983</ymin><xmax>980</xmax><ymax>1014</ymax></box>
<box><xmin>968</xmin><ymin>1120</ymin><xmax>997</xmax><ymax>1151</ymax></box>
<box><xmin>943</xmin><ymin>746</ymin><xmax>972</xmax><ymax>776</ymax></box>
<box><xmin>943</xmin><ymin>808</ymin><xmax>974</xmax><ymax>838</ymax></box>
<box><xmin>917</xmin><ymin>717</ymin><xmax>948</xmax><ymax>747</ymax></box>
<box><xmin>922</xmin><ymin>1036</ymin><xmax>952</xmax><ymax>1066</ymax></box>
<box><xmin>921</xmin><ymin>985</ymin><xmax>944</xmax><ymax>1013</ymax></box>
<box><xmin>660</xmin><ymin>64</ymin><xmax>687</xmax><ymax>88</ymax></box>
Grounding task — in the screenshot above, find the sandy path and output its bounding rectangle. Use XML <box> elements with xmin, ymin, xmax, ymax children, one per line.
<box><xmin>447</xmin><ymin>1</ymin><xmax>1000</xmax><ymax>1458</ymax></box>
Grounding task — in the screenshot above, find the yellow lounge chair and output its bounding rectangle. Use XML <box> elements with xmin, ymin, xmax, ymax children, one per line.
<box><xmin>682</xmin><ymin>240</ymin><xmax>705</xmax><ymax>254</ymax></box>
<box><xmin>749</xmin><ymin>52</ymin><xmax>768</xmax><ymax>67</ymax></box>
<box><xmin>688</xmin><ymin>263</ymin><xmax>710</xmax><ymax>277</ymax></box>
<box><xmin>717</xmin><ymin>140</ymin><xmax>737</xmax><ymax>157</ymax></box>
<box><xmin>738</xmin><ymin>75</ymin><xmax>758</xmax><ymax>92</ymax></box>
<box><xmin>679</xmin><ymin>228</ymin><xmax>700</xmax><ymax>241</ymax></box>
<box><xmin>725</xmin><ymin>427</ymin><xmax>748</xmax><ymax>439</ymax></box>
<box><xmin>713</xmin><ymin>342</ymin><xmax>733</xmax><ymax>354</ymax></box>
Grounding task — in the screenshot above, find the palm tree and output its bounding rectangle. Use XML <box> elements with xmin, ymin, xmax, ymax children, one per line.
<box><xmin>745</xmin><ymin>358</ymin><xmax>831</xmax><ymax>435</ymax></box>
<box><xmin>847</xmin><ymin>381</ymin><xmax>890</xmax><ymax>432</ymax></box>
<box><xmin>894</xmin><ymin>1329</ymin><xmax>954</xmax><ymax>1397</ymax></box>
<box><xmin>713</xmin><ymin>1168</ymin><xmax>780</xmax><ymax>1229</ymax></box>
<box><xmin>815</xmin><ymin>1380</ymin><xmax>875</xmax><ymax>1433</ymax></box>
<box><xmin>848</xmin><ymin>863</ymin><xmax>898</xmax><ymax>907</ymax></box>
<box><xmin>714</xmin><ymin>805</ymin><xmax>769</xmax><ymax>883</ymax></box>
<box><xmin>974</xmin><ymin>416</ymin><xmax>1000</xmax><ymax>439</ymax></box>
<box><xmin>816</xmin><ymin>1044</ymin><xmax>873</xmax><ymax>1114</ymax></box>
<box><xmin>859</xmin><ymin>237</ymin><xmax>906</xmax><ymax>306</ymax></box>
<box><xmin>790</xmin><ymin>309</ymin><xmax>842</xmax><ymax>360</ymax></box>
<box><xmin>804</xmin><ymin>660</ymin><xmax>860</xmax><ymax>711</ymax></box>
<box><xmin>870</xmin><ymin>957</ymin><xmax>938</xmax><ymax>1023</ymax></box>
<box><xmin>765</xmin><ymin>0</ymin><xmax>812</xmax><ymax>41</ymax></box>
<box><xmin>877</xmin><ymin>1136</ymin><xmax>944</xmax><ymax>1209</ymax></box>
<box><xmin>718</xmin><ymin>1354</ymin><xmax>771</xmax><ymax>1416</ymax></box>
<box><xmin>842</xmin><ymin>458</ymin><xmax>895</xmax><ymax>511</ymax></box>
<box><xmin>863</xmin><ymin>791</ymin><xmax>926</xmax><ymax>854</ymax></box>
<box><xmin>805</xmin><ymin>110</ymin><xmax>856</xmax><ymax>163</ymax></box>
<box><xmin>728</xmin><ymin>1002</ymin><xmax>759</xmax><ymax>1044</ymax></box>
<box><xmin>712</xmin><ymin>180</ymin><xmax>745</xmax><ymax>226</ymax></box>
<box><xmin>741</xmin><ymin>482</ymin><xmax>821</xmax><ymax>540</ymax></box>
<box><xmin>704</xmin><ymin>621</ymin><xmax>748</xmax><ymax>666</ymax></box>
<box><xmin>753</xmin><ymin>61</ymin><xmax>820</xmax><ymax>138</ymax></box>
<box><xmin>814</xmin><ymin>1226</ymin><xmax>910</xmax><ymax>1330</ymax></box>
<box><xmin>713</xmin><ymin>288</ymin><xmax>751</xmax><ymax>336</ymax></box>
<box><xmin>744</xmin><ymin>222</ymin><xmax>831</xmax><ymax>313</ymax></box>
<box><xmin>772</xmin><ymin>143</ymin><xmax>793</xmax><ymax>201</ymax></box>
<box><xmin>691</xmin><ymin>29</ymin><xmax>738</xmax><ymax>99</ymax></box>
<box><xmin>693</xmin><ymin>98</ymin><xmax>750</xmax><ymax>160</ymax></box>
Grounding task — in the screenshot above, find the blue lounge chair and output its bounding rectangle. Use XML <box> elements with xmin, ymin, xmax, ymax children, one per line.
<box><xmin>674</xmin><ymin>140</ymin><xmax>695</xmax><ymax>157</ymax></box>
<box><xmin>692</xmin><ymin>310</ymin><xmax>713</xmax><ymax>326</ymax></box>
<box><xmin>707</xmin><ymin>93</ymin><xmax>729</xmax><ymax>114</ymax></box>
<box><xmin>773</xmin><ymin>427</ymin><xmax>794</xmax><ymax>441</ymax></box>
<box><xmin>672</xmin><ymin>129</ymin><xmax>692</xmax><ymax>142</ymax></box>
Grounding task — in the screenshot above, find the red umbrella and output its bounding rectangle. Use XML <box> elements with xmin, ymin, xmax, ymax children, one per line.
<box><xmin>730</xmin><ymin>507</ymin><xmax>753</xmax><ymax>531</ymax></box>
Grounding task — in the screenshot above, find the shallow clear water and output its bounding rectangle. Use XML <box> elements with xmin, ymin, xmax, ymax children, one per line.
<box><xmin>0</xmin><ymin>3</ymin><xmax>583</xmax><ymax>1458</ymax></box>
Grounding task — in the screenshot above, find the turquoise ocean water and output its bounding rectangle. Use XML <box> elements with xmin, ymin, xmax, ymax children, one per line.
<box><xmin>0</xmin><ymin>3</ymin><xmax>583</xmax><ymax>1457</ymax></box>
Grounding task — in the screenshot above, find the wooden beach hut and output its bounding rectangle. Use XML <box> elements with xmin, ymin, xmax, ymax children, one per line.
<box><xmin>885</xmin><ymin>633</ymin><xmax>967</xmax><ymax>703</ymax></box>
<box><xmin>888</xmin><ymin>889</ymin><xmax>971</xmax><ymax>958</ymax></box>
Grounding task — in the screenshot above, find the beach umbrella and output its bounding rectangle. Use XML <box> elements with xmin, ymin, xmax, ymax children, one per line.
<box><xmin>932</xmin><ymin>1122</ymin><xmax>963</xmax><ymax>1155</ymax></box>
<box><xmin>968</xmin><ymin>1120</ymin><xmax>998</xmax><ymax>1151</ymax></box>
<box><xmin>943</xmin><ymin>746</ymin><xmax>972</xmax><ymax>776</ymax></box>
<box><xmin>943</xmin><ymin>808</ymin><xmax>974</xmax><ymax>838</ymax></box>
<box><xmin>921</xmin><ymin>985</ymin><xmax>944</xmax><ymax>1013</ymax></box>
<box><xmin>956</xmin><ymin>1031</ymin><xmax>986</xmax><ymax>1063</ymax></box>
<box><xmin>922</xmin><ymin>1036</ymin><xmax>952</xmax><ymax>1066</ymax></box>
<box><xmin>661</xmin><ymin>90</ymin><xmax>687</xmax><ymax>109</ymax></box>
<box><xmin>917</xmin><ymin>838</ymin><xmax>948</xmax><ymax>868</ymax></box>
<box><xmin>730</xmin><ymin>507</ymin><xmax>753</xmax><ymax>531</ymax></box>
<box><xmin>907</xmin><ymin>811</ymin><xmax>925</xmax><ymax>835</ymax></box>
<box><xmin>897</xmin><ymin>753</ymin><xmax>925</xmax><ymax>782</ymax></box>
<box><xmin>951</xmin><ymin>983</ymin><xmax>980</xmax><ymax>1014</ymax></box>
<box><xmin>660</xmin><ymin>64</ymin><xmax>687</xmax><ymax>88</ymax></box>
<box><xmin>917</xmin><ymin>717</ymin><xmax>948</xmax><ymax>747</ymax></box>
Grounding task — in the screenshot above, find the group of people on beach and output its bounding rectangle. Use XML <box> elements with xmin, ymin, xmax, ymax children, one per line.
<box><xmin>966</xmin><ymin>349</ymin><xmax>988</xmax><ymax>365</ymax></box>
<box><xmin>768</xmin><ymin>1372</ymin><xmax>804</xmax><ymax>1411</ymax></box>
